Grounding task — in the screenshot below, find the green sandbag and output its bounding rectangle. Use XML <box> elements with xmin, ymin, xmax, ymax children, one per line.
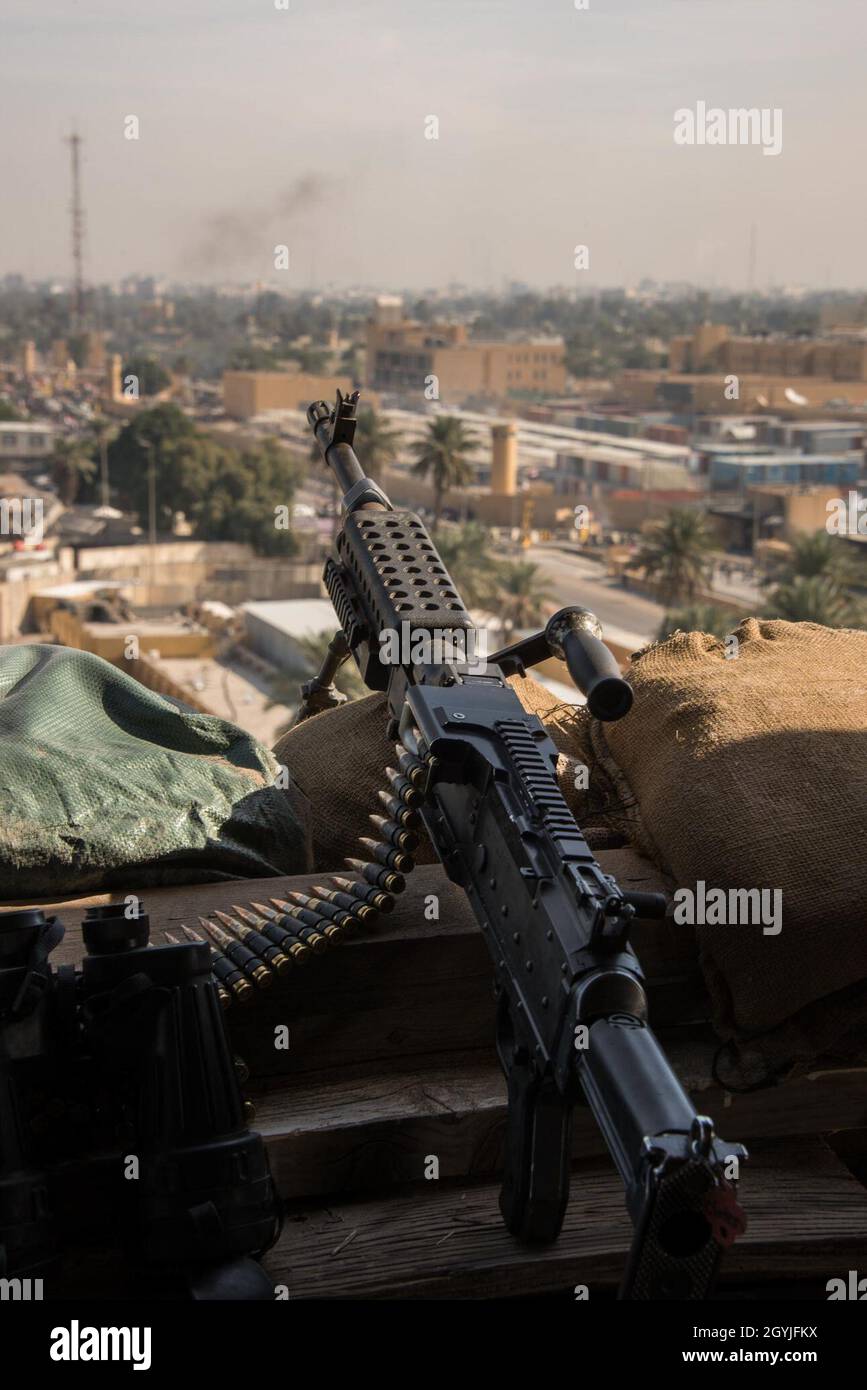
<box><xmin>0</xmin><ymin>644</ymin><xmax>310</xmax><ymax>899</ymax></box>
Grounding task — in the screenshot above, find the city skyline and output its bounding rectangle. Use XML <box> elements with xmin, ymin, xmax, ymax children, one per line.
<box><xmin>1</xmin><ymin>0</ymin><xmax>865</xmax><ymax>291</ymax></box>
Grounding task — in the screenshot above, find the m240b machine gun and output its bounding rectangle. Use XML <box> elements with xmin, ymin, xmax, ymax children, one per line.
<box><xmin>301</xmin><ymin>390</ymin><xmax>747</xmax><ymax>1299</ymax></box>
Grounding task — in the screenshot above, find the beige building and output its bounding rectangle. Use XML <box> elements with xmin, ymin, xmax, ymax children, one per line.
<box><xmin>365</xmin><ymin>299</ymin><xmax>565</xmax><ymax>405</ymax></box>
<box><xmin>668</xmin><ymin>323</ymin><xmax>867</xmax><ymax>381</ymax></box>
<box><xmin>747</xmin><ymin>484</ymin><xmax>851</xmax><ymax>548</ymax></box>
<box><xmin>618</xmin><ymin>368</ymin><xmax>867</xmax><ymax>414</ymax></box>
<box><xmin>223</xmin><ymin>371</ymin><xmax>355</xmax><ymax>419</ymax></box>
<box><xmin>618</xmin><ymin>322</ymin><xmax>867</xmax><ymax>414</ymax></box>
<box><xmin>83</xmin><ymin>331</ymin><xmax>107</xmax><ymax>372</ymax></box>
<box><xmin>18</xmin><ymin>340</ymin><xmax>38</xmax><ymax>376</ymax></box>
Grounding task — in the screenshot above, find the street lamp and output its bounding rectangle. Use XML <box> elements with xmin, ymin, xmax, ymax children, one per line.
<box><xmin>94</xmin><ymin>415</ymin><xmax>111</xmax><ymax>509</ymax></box>
<box><xmin>139</xmin><ymin>438</ymin><xmax>156</xmax><ymax>594</ymax></box>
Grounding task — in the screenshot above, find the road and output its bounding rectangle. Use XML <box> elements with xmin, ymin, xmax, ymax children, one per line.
<box><xmin>526</xmin><ymin>545</ymin><xmax>664</xmax><ymax>647</ymax></box>
<box><xmin>294</xmin><ymin>477</ymin><xmax>757</xmax><ymax>649</ymax></box>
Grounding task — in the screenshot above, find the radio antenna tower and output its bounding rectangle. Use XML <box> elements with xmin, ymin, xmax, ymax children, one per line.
<box><xmin>66</xmin><ymin>129</ymin><xmax>86</xmax><ymax>329</ymax></box>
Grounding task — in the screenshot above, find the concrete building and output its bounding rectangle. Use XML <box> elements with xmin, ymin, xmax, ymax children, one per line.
<box><xmin>490</xmin><ymin>422</ymin><xmax>518</xmax><ymax>495</ymax></box>
<box><xmin>708</xmin><ymin>484</ymin><xmax>867</xmax><ymax>560</ymax></box>
<box><xmin>105</xmin><ymin>354</ymin><xmax>123</xmax><ymax>403</ymax></box>
<box><xmin>18</xmin><ymin>341</ymin><xmax>38</xmax><ymax>376</ymax></box>
<box><xmin>762</xmin><ymin>420</ymin><xmax>863</xmax><ymax>453</ymax></box>
<box><xmin>668</xmin><ymin>324</ymin><xmax>867</xmax><ymax>382</ymax></box>
<box><xmin>0</xmin><ymin>422</ymin><xmax>55</xmax><ymax>464</ymax></box>
<box><xmin>242</xmin><ymin>598</ymin><xmax>337</xmax><ymax>672</ymax></box>
<box><xmin>553</xmin><ymin>442</ymin><xmax>696</xmax><ymax>498</ymax></box>
<box><xmin>222</xmin><ymin>371</ymin><xmax>354</xmax><ymax>420</ymax></box>
<box><xmin>618</xmin><ymin>323</ymin><xmax>867</xmax><ymax>415</ymax></box>
<box><xmin>83</xmin><ymin>331</ymin><xmax>107</xmax><ymax>372</ymax></box>
<box><xmin>365</xmin><ymin>298</ymin><xmax>565</xmax><ymax>405</ymax></box>
<box><xmin>50</xmin><ymin>340</ymin><xmax>72</xmax><ymax>371</ymax></box>
<box><xmin>700</xmin><ymin>449</ymin><xmax>863</xmax><ymax>493</ymax></box>
<box><xmin>618</xmin><ymin>368</ymin><xmax>867</xmax><ymax>414</ymax></box>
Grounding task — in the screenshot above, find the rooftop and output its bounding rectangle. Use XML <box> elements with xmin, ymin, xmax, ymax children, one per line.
<box><xmin>242</xmin><ymin>598</ymin><xmax>337</xmax><ymax>639</ymax></box>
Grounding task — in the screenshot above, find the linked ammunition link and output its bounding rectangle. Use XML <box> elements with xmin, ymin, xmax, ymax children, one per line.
<box><xmin>170</xmin><ymin>744</ymin><xmax>431</xmax><ymax>1010</ymax></box>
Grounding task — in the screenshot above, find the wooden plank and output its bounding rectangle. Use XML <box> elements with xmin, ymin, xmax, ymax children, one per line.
<box><xmin>264</xmin><ymin>1137</ymin><xmax>867</xmax><ymax>1298</ymax></box>
<box><xmin>25</xmin><ymin>859</ymin><xmax>704</xmax><ymax>1079</ymax></box>
<box><xmin>254</xmin><ymin>1046</ymin><xmax>867</xmax><ymax>1200</ymax></box>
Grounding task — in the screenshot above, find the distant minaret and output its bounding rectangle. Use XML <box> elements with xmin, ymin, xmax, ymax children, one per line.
<box><xmin>66</xmin><ymin>129</ymin><xmax>86</xmax><ymax>329</ymax></box>
<box><xmin>748</xmin><ymin>222</ymin><xmax>757</xmax><ymax>295</ymax></box>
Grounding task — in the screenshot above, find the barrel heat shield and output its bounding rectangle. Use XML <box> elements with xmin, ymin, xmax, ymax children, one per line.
<box><xmin>327</xmin><ymin>510</ymin><xmax>474</xmax><ymax>688</ymax></box>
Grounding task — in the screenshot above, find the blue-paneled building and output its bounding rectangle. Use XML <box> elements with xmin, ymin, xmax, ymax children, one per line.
<box><xmin>705</xmin><ymin>451</ymin><xmax>863</xmax><ymax>492</ymax></box>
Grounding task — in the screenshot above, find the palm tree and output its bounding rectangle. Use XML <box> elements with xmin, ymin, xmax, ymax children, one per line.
<box><xmin>657</xmin><ymin>603</ymin><xmax>740</xmax><ymax>642</ymax></box>
<box><xmin>634</xmin><ymin>509</ymin><xmax>716</xmax><ymax>604</ymax></box>
<box><xmin>266</xmin><ymin>630</ymin><xmax>366</xmax><ymax>736</ymax></box>
<box><xmin>765</xmin><ymin>575</ymin><xmax>863</xmax><ymax>628</ymax></box>
<box><xmin>410</xmin><ymin>417</ymin><xmax>478</xmax><ymax>530</ymax></box>
<box><xmin>494</xmin><ymin>560</ymin><xmax>553</xmax><ymax>643</ymax></box>
<box><xmin>765</xmin><ymin>530</ymin><xmax>855</xmax><ymax>587</ymax></box>
<box><xmin>50</xmin><ymin>437</ymin><xmax>96</xmax><ymax>506</ymax></box>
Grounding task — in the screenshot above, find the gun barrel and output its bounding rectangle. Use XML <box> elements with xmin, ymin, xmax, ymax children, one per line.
<box><xmin>308</xmin><ymin>396</ymin><xmax>377</xmax><ymax>500</ymax></box>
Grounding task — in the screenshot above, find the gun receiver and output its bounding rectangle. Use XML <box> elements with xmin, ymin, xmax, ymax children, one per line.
<box><xmin>304</xmin><ymin>391</ymin><xmax>747</xmax><ymax>1299</ymax></box>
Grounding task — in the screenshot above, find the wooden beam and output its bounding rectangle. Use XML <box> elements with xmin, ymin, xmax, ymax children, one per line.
<box><xmin>265</xmin><ymin>1137</ymin><xmax>867</xmax><ymax>1298</ymax></box>
<box><xmin>30</xmin><ymin>858</ymin><xmax>703</xmax><ymax>1079</ymax></box>
<box><xmin>254</xmin><ymin>1047</ymin><xmax>867</xmax><ymax>1200</ymax></box>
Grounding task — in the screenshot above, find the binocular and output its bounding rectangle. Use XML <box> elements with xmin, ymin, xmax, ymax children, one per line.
<box><xmin>0</xmin><ymin>900</ymin><xmax>280</xmax><ymax>1299</ymax></box>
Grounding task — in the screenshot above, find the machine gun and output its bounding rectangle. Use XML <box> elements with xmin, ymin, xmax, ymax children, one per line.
<box><xmin>301</xmin><ymin>389</ymin><xmax>747</xmax><ymax>1299</ymax></box>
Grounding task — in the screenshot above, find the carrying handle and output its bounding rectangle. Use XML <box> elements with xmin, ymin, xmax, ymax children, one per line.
<box><xmin>545</xmin><ymin>607</ymin><xmax>633</xmax><ymax>722</ymax></box>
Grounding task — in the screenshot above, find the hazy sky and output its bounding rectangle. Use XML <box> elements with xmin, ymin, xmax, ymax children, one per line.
<box><xmin>2</xmin><ymin>0</ymin><xmax>865</xmax><ymax>290</ymax></box>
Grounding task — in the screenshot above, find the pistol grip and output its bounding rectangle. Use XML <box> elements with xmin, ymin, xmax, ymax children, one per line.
<box><xmin>497</xmin><ymin>1000</ymin><xmax>573</xmax><ymax>1243</ymax></box>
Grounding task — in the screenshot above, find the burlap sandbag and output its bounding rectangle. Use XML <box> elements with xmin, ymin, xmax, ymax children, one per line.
<box><xmin>272</xmin><ymin>674</ymin><xmax>606</xmax><ymax>870</ymax></box>
<box><xmin>592</xmin><ymin>619</ymin><xmax>867</xmax><ymax>1078</ymax></box>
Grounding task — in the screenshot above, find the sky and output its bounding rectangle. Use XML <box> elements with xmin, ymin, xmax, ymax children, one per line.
<box><xmin>1</xmin><ymin>0</ymin><xmax>865</xmax><ymax>290</ymax></box>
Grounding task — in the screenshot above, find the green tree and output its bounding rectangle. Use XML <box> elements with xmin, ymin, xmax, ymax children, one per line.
<box><xmin>0</xmin><ymin>399</ymin><xmax>22</xmax><ymax>422</ymax></box>
<box><xmin>106</xmin><ymin>406</ymin><xmax>301</xmax><ymax>552</ymax></box>
<box><xmin>410</xmin><ymin>416</ymin><xmax>478</xmax><ymax>529</ymax></box>
<box><xmin>494</xmin><ymin>559</ymin><xmax>553</xmax><ymax>642</ymax></box>
<box><xmin>50</xmin><ymin>437</ymin><xmax>96</xmax><ymax>506</ymax></box>
<box><xmin>762</xmin><ymin>530</ymin><xmax>862</xmax><ymax>627</ymax></box>
<box><xmin>768</xmin><ymin>530</ymin><xmax>855</xmax><ymax>586</ymax></box>
<box><xmin>634</xmin><ymin>509</ymin><xmax>716</xmax><ymax>604</ymax></box>
<box><xmin>435</xmin><ymin>522</ymin><xmax>500</xmax><ymax>608</ymax></box>
<box><xmin>294</xmin><ymin>346</ymin><xmax>330</xmax><ymax>374</ymax></box>
<box><xmin>106</xmin><ymin>405</ymin><xmax>209</xmax><ymax>528</ymax></box>
<box><xmin>122</xmin><ymin>355</ymin><xmax>172</xmax><ymax>397</ymax></box>
<box><xmin>354</xmin><ymin>406</ymin><xmax>402</xmax><ymax>483</ymax></box>
<box><xmin>765</xmin><ymin>575</ymin><xmax>862</xmax><ymax>628</ymax></box>
<box><xmin>227</xmin><ymin>344</ymin><xmax>282</xmax><ymax>372</ymax></box>
<box><xmin>657</xmin><ymin>603</ymin><xmax>739</xmax><ymax>642</ymax></box>
<box><xmin>193</xmin><ymin>437</ymin><xmax>302</xmax><ymax>556</ymax></box>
